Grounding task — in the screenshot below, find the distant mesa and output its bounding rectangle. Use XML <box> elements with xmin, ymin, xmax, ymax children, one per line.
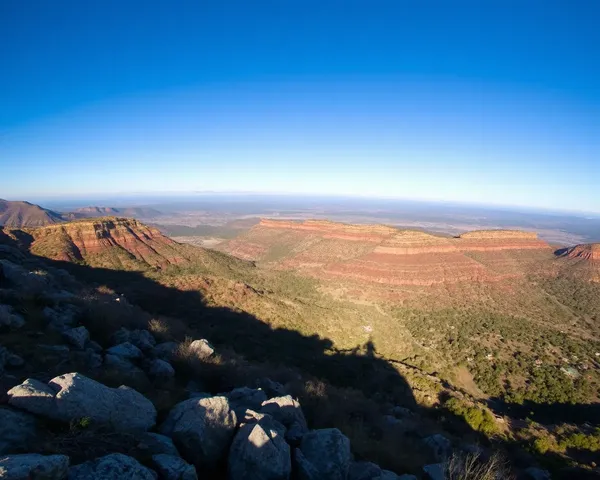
<box><xmin>0</xmin><ymin>199</ymin><xmax>63</xmax><ymax>227</ymax></box>
<box><xmin>556</xmin><ymin>243</ymin><xmax>600</xmax><ymax>262</ymax></box>
<box><xmin>219</xmin><ymin>218</ymin><xmax>553</xmax><ymax>287</ymax></box>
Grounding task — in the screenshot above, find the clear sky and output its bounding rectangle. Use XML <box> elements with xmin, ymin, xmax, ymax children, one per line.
<box><xmin>1</xmin><ymin>1</ymin><xmax>598</xmax><ymax>212</ymax></box>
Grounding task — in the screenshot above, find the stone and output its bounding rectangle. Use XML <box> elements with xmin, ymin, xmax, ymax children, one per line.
<box><xmin>188</xmin><ymin>339</ymin><xmax>215</xmax><ymax>359</ymax></box>
<box><xmin>68</xmin><ymin>453</ymin><xmax>156</xmax><ymax>479</ymax></box>
<box><xmin>111</xmin><ymin>327</ymin><xmax>132</xmax><ymax>345</ymax></box>
<box><xmin>294</xmin><ymin>448</ymin><xmax>320</xmax><ymax>480</ymax></box>
<box><xmin>37</xmin><ymin>344</ymin><xmax>70</xmax><ymax>354</ymax></box>
<box><xmin>0</xmin><ymin>304</ymin><xmax>25</xmax><ymax>330</ymax></box>
<box><xmin>160</xmin><ymin>395</ymin><xmax>237</xmax><ymax>469</ymax></box>
<box><xmin>0</xmin><ymin>453</ymin><xmax>69</xmax><ymax>480</ymax></box>
<box><xmin>62</xmin><ymin>326</ymin><xmax>89</xmax><ymax>350</ymax></box>
<box><xmin>86</xmin><ymin>341</ymin><xmax>103</xmax><ymax>353</ymax></box>
<box><xmin>148</xmin><ymin>359</ymin><xmax>175</xmax><ymax>380</ymax></box>
<box><xmin>0</xmin><ymin>346</ymin><xmax>7</xmax><ymax>374</ymax></box>
<box><xmin>228</xmin><ymin>413</ymin><xmax>291</xmax><ymax>480</ymax></box>
<box><xmin>129</xmin><ymin>330</ymin><xmax>157</xmax><ymax>352</ymax></box>
<box><xmin>0</xmin><ymin>407</ymin><xmax>37</xmax><ymax>454</ymax></box>
<box><xmin>43</xmin><ymin>305</ymin><xmax>78</xmax><ymax>332</ymax></box>
<box><xmin>106</xmin><ymin>342</ymin><xmax>143</xmax><ymax>359</ymax></box>
<box><xmin>154</xmin><ymin>342</ymin><xmax>178</xmax><ymax>360</ymax></box>
<box><xmin>423</xmin><ymin>463</ymin><xmax>445</xmax><ymax>480</ymax></box>
<box><xmin>397</xmin><ymin>475</ymin><xmax>417</xmax><ymax>480</ymax></box>
<box><xmin>7</xmin><ymin>373</ymin><xmax>156</xmax><ymax>432</ymax></box>
<box><xmin>6</xmin><ymin>354</ymin><xmax>25</xmax><ymax>368</ymax></box>
<box><xmin>6</xmin><ymin>378</ymin><xmax>56</xmax><ymax>416</ymax></box>
<box><xmin>349</xmin><ymin>461</ymin><xmax>383</xmax><ymax>480</ymax></box>
<box><xmin>297</xmin><ymin>428</ymin><xmax>351</xmax><ymax>480</ymax></box>
<box><xmin>391</xmin><ymin>406</ymin><xmax>414</xmax><ymax>418</ymax></box>
<box><xmin>226</xmin><ymin>387</ymin><xmax>268</xmax><ymax>418</ymax></box>
<box><xmin>524</xmin><ymin>467</ymin><xmax>551</xmax><ymax>480</ymax></box>
<box><xmin>260</xmin><ymin>396</ymin><xmax>308</xmax><ymax>437</ymax></box>
<box><xmin>138</xmin><ymin>433</ymin><xmax>180</xmax><ymax>457</ymax></box>
<box><xmin>423</xmin><ymin>434</ymin><xmax>452</xmax><ymax>461</ymax></box>
<box><xmin>152</xmin><ymin>454</ymin><xmax>197</xmax><ymax>480</ymax></box>
<box><xmin>258</xmin><ymin>378</ymin><xmax>287</xmax><ymax>398</ymax></box>
<box><xmin>71</xmin><ymin>348</ymin><xmax>102</xmax><ymax>370</ymax></box>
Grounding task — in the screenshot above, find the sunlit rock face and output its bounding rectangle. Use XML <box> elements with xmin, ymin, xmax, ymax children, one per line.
<box><xmin>219</xmin><ymin>219</ymin><xmax>552</xmax><ymax>287</ymax></box>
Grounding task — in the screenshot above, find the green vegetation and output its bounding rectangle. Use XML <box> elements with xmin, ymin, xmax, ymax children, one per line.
<box><xmin>444</xmin><ymin>397</ymin><xmax>498</xmax><ymax>435</ymax></box>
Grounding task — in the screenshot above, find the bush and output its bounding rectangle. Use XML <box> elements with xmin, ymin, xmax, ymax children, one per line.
<box><xmin>445</xmin><ymin>398</ymin><xmax>499</xmax><ymax>436</ymax></box>
<box><xmin>444</xmin><ymin>452</ymin><xmax>513</xmax><ymax>480</ymax></box>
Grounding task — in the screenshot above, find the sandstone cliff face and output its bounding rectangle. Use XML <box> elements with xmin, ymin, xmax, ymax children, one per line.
<box><xmin>220</xmin><ymin>219</ymin><xmax>553</xmax><ymax>286</ymax></box>
<box><xmin>558</xmin><ymin>243</ymin><xmax>600</xmax><ymax>262</ymax></box>
<box><xmin>28</xmin><ymin>218</ymin><xmax>187</xmax><ymax>269</ymax></box>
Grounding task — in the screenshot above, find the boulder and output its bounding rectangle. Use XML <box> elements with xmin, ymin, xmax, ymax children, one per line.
<box><xmin>397</xmin><ymin>475</ymin><xmax>417</xmax><ymax>480</ymax></box>
<box><xmin>106</xmin><ymin>342</ymin><xmax>143</xmax><ymax>359</ymax></box>
<box><xmin>154</xmin><ymin>342</ymin><xmax>178</xmax><ymax>360</ymax></box>
<box><xmin>62</xmin><ymin>327</ymin><xmax>89</xmax><ymax>350</ymax></box>
<box><xmin>69</xmin><ymin>453</ymin><xmax>156</xmax><ymax>479</ymax></box>
<box><xmin>228</xmin><ymin>413</ymin><xmax>291</xmax><ymax>480</ymax></box>
<box><xmin>188</xmin><ymin>339</ymin><xmax>215</xmax><ymax>359</ymax></box>
<box><xmin>152</xmin><ymin>454</ymin><xmax>197</xmax><ymax>480</ymax></box>
<box><xmin>0</xmin><ymin>453</ymin><xmax>69</xmax><ymax>480</ymax></box>
<box><xmin>8</xmin><ymin>373</ymin><xmax>156</xmax><ymax>432</ymax></box>
<box><xmin>148</xmin><ymin>359</ymin><xmax>175</xmax><ymax>380</ymax></box>
<box><xmin>138</xmin><ymin>433</ymin><xmax>180</xmax><ymax>457</ymax></box>
<box><xmin>294</xmin><ymin>448</ymin><xmax>320</xmax><ymax>480</ymax></box>
<box><xmin>0</xmin><ymin>407</ymin><xmax>37</xmax><ymax>454</ymax></box>
<box><xmin>0</xmin><ymin>346</ymin><xmax>7</xmax><ymax>374</ymax></box>
<box><xmin>160</xmin><ymin>396</ymin><xmax>236</xmax><ymax>469</ymax></box>
<box><xmin>349</xmin><ymin>461</ymin><xmax>384</xmax><ymax>480</ymax></box>
<box><xmin>0</xmin><ymin>260</ymin><xmax>51</xmax><ymax>294</ymax></box>
<box><xmin>423</xmin><ymin>463</ymin><xmax>445</xmax><ymax>480</ymax></box>
<box><xmin>43</xmin><ymin>305</ymin><xmax>78</xmax><ymax>332</ymax></box>
<box><xmin>86</xmin><ymin>341</ymin><xmax>103</xmax><ymax>353</ymax></box>
<box><xmin>297</xmin><ymin>428</ymin><xmax>351</xmax><ymax>480</ymax></box>
<box><xmin>6</xmin><ymin>353</ymin><xmax>25</xmax><ymax>368</ymax></box>
<box><xmin>423</xmin><ymin>434</ymin><xmax>452</xmax><ymax>461</ymax></box>
<box><xmin>0</xmin><ymin>304</ymin><xmax>25</xmax><ymax>330</ymax></box>
<box><xmin>113</xmin><ymin>328</ymin><xmax>156</xmax><ymax>352</ymax></box>
<box><xmin>70</xmin><ymin>349</ymin><xmax>102</xmax><ymax>370</ymax></box>
<box><xmin>258</xmin><ymin>378</ymin><xmax>287</xmax><ymax>398</ymax></box>
<box><xmin>226</xmin><ymin>387</ymin><xmax>268</xmax><ymax>418</ymax></box>
<box><xmin>260</xmin><ymin>395</ymin><xmax>308</xmax><ymax>442</ymax></box>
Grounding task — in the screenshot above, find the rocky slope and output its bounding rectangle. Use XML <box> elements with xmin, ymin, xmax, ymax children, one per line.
<box><xmin>0</xmin><ymin>199</ymin><xmax>64</xmax><ymax>227</ymax></box>
<box><xmin>220</xmin><ymin>219</ymin><xmax>553</xmax><ymax>287</ymax></box>
<box><xmin>26</xmin><ymin>217</ymin><xmax>189</xmax><ymax>269</ymax></box>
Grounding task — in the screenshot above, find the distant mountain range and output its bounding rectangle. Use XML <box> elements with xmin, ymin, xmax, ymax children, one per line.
<box><xmin>0</xmin><ymin>199</ymin><xmax>161</xmax><ymax>227</ymax></box>
<box><xmin>0</xmin><ymin>199</ymin><xmax>64</xmax><ymax>227</ymax></box>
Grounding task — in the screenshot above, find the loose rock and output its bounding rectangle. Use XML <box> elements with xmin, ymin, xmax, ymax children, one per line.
<box><xmin>228</xmin><ymin>413</ymin><xmax>291</xmax><ymax>480</ymax></box>
<box><xmin>62</xmin><ymin>326</ymin><xmax>89</xmax><ymax>350</ymax></box>
<box><xmin>297</xmin><ymin>428</ymin><xmax>351</xmax><ymax>480</ymax></box>
<box><xmin>0</xmin><ymin>453</ymin><xmax>69</xmax><ymax>480</ymax></box>
<box><xmin>69</xmin><ymin>453</ymin><xmax>157</xmax><ymax>479</ymax></box>
<box><xmin>152</xmin><ymin>454</ymin><xmax>197</xmax><ymax>480</ymax></box>
<box><xmin>0</xmin><ymin>407</ymin><xmax>37</xmax><ymax>454</ymax></box>
<box><xmin>188</xmin><ymin>339</ymin><xmax>215</xmax><ymax>359</ymax></box>
<box><xmin>160</xmin><ymin>395</ymin><xmax>237</xmax><ymax>469</ymax></box>
<box><xmin>138</xmin><ymin>433</ymin><xmax>180</xmax><ymax>457</ymax></box>
<box><xmin>106</xmin><ymin>342</ymin><xmax>143</xmax><ymax>359</ymax></box>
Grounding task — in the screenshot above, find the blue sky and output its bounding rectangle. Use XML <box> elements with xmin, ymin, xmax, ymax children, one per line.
<box><xmin>1</xmin><ymin>1</ymin><xmax>598</xmax><ymax>212</ymax></box>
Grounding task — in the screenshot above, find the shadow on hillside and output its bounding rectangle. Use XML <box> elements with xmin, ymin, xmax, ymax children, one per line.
<box><xmin>487</xmin><ymin>397</ymin><xmax>600</xmax><ymax>426</ymax></box>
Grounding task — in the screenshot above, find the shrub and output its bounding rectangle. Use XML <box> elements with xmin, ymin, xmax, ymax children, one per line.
<box><xmin>444</xmin><ymin>451</ymin><xmax>513</xmax><ymax>480</ymax></box>
<box><xmin>445</xmin><ymin>397</ymin><xmax>499</xmax><ymax>436</ymax></box>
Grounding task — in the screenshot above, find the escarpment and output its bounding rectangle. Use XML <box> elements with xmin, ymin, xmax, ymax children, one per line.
<box><xmin>27</xmin><ymin>217</ymin><xmax>188</xmax><ymax>269</ymax></box>
<box><xmin>219</xmin><ymin>219</ymin><xmax>553</xmax><ymax>286</ymax></box>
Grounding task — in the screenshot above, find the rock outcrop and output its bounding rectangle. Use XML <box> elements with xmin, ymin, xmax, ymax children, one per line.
<box><xmin>557</xmin><ymin>243</ymin><xmax>600</xmax><ymax>262</ymax></box>
<box><xmin>7</xmin><ymin>373</ymin><xmax>156</xmax><ymax>432</ymax></box>
<box><xmin>27</xmin><ymin>217</ymin><xmax>188</xmax><ymax>269</ymax></box>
